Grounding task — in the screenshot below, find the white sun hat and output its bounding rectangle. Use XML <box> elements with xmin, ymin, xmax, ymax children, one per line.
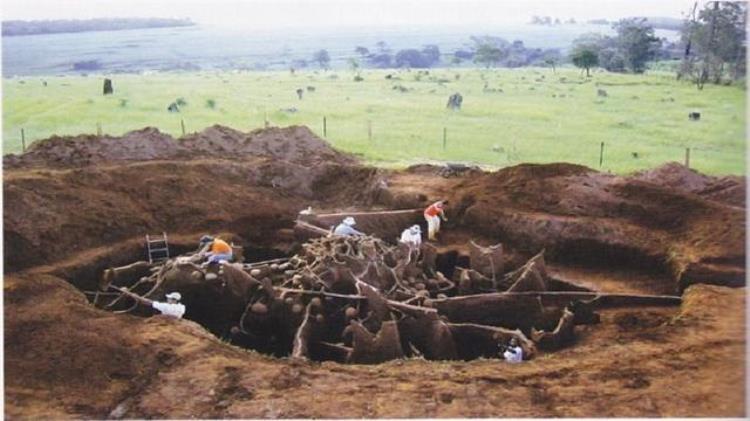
<box><xmin>343</xmin><ymin>216</ymin><xmax>356</xmax><ymax>226</ymax></box>
<box><xmin>165</xmin><ymin>292</ymin><xmax>182</xmax><ymax>301</ymax></box>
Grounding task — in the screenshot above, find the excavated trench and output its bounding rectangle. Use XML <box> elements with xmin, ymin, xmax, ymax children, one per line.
<box><xmin>44</xmin><ymin>204</ymin><xmax>697</xmax><ymax>368</ymax></box>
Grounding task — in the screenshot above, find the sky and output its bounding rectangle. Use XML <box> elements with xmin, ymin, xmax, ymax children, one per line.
<box><xmin>2</xmin><ymin>0</ymin><xmax>698</xmax><ymax>29</ymax></box>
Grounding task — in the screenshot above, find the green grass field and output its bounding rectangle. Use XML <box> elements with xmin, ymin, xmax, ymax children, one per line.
<box><xmin>2</xmin><ymin>67</ymin><xmax>746</xmax><ymax>175</ymax></box>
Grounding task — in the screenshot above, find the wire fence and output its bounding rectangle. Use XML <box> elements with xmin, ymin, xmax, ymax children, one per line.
<box><xmin>8</xmin><ymin>115</ymin><xmax>743</xmax><ymax>175</ymax></box>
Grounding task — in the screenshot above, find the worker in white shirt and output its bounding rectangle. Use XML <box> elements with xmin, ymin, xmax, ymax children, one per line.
<box><xmin>333</xmin><ymin>216</ymin><xmax>365</xmax><ymax>236</ymax></box>
<box><xmin>400</xmin><ymin>224</ymin><xmax>422</xmax><ymax>249</ymax></box>
<box><xmin>114</xmin><ymin>287</ymin><xmax>186</xmax><ymax>319</ymax></box>
<box><xmin>500</xmin><ymin>337</ymin><xmax>523</xmax><ymax>363</ymax></box>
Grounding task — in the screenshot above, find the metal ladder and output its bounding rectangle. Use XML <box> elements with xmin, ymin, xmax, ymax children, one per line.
<box><xmin>146</xmin><ymin>232</ymin><xmax>170</xmax><ymax>264</ymax></box>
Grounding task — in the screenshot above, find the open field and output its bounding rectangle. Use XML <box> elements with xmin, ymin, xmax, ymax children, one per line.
<box><xmin>2</xmin><ymin>67</ymin><xmax>746</xmax><ymax>174</ymax></box>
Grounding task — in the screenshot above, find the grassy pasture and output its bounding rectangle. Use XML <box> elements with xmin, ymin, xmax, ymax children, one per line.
<box><xmin>2</xmin><ymin>67</ymin><xmax>745</xmax><ymax>174</ymax></box>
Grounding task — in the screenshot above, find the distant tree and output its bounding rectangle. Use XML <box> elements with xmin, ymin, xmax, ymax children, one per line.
<box><xmin>421</xmin><ymin>44</ymin><xmax>441</xmax><ymax>66</ymax></box>
<box><xmin>474</xmin><ymin>43</ymin><xmax>504</xmax><ymax>67</ymax></box>
<box><xmin>348</xmin><ymin>57</ymin><xmax>360</xmax><ymax>72</ymax></box>
<box><xmin>471</xmin><ymin>36</ymin><xmax>508</xmax><ymax>68</ymax></box>
<box><xmin>613</xmin><ymin>18</ymin><xmax>662</xmax><ymax>73</ymax></box>
<box><xmin>354</xmin><ymin>46</ymin><xmax>370</xmax><ymax>57</ymax></box>
<box><xmin>291</xmin><ymin>59</ymin><xmax>308</xmax><ymax>69</ymax></box>
<box><xmin>542</xmin><ymin>49</ymin><xmax>562</xmax><ymax>72</ymax></box>
<box><xmin>681</xmin><ymin>1</ymin><xmax>746</xmax><ymax>86</ymax></box>
<box><xmin>366</xmin><ymin>42</ymin><xmax>393</xmax><ymax>68</ymax></box>
<box><xmin>597</xmin><ymin>47</ymin><xmax>626</xmax><ymax>72</ymax></box>
<box><xmin>313</xmin><ymin>49</ymin><xmax>331</xmax><ymax>70</ymax></box>
<box><xmin>395</xmin><ymin>49</ymin><xmax>424</xmax><ymax>68</ymax></box>
<box><xmin>571</xmin><ymin>48</ymin><xmax>598</xmax><ymax>76</ymax></box>
<box><xmin>454</xmin><ymin>49</ymin><xmax>474</xmax><ymax>61</ymax></box>
<box><xmin>572</xmin><ymin>33</ymin><xmax>625</xmax><ymax>72</ymax></box>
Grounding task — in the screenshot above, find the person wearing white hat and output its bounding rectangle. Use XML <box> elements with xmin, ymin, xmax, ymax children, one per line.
<box><xmin>115</xmin><ymin>287</ymin><xmax>186</xmax><ymax>319</ymax></box>
<box><xmin>333</xmin><ymin>216</ymin><xmax>365</xmax><ymax>236</ymax></box>
<box><xmin>400</xmin><ymin>224</ymin><xmax>422</xmax><ymax>249</ymax></box>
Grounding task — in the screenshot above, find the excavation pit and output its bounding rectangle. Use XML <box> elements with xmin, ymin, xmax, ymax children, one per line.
<box><xmin>77</xmin><ymin>230</ymin><xmax>690</xmax><ymax>366</ymax></box>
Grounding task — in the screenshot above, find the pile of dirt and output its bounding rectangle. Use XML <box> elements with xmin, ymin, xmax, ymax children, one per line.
<box><xmin>179</xmin><ymin>125</ymin><xmax>358</xmax><ymax>167</ymax></box>
<box><xmin>3</xmin><ymin>159</ymin><xmax>394</xmax><ymax>273</ymax></box>
<box><xmin>3</xmin><ymin>126</ymin><xmax>389</xmax><ymax>273</ymax></box>
<box><xmin>3</xmin><ymin>125</ymin><xmax>358</xmax><ymax>169</ymax></box>
<box><xmin>3</xmin><ymin>159</ymin><xmax>308</xmax><ymax>272</ymax></box>
<box><xmin>632</xmin><ymin>162</ymin><xmax>746</xmax><ymax>208</ymax></box>
<box><xmin>448</xmin><ymin>163</ymin><xmax>745</xmax><ymax>292</ymax></box>
<box><xmin>3</xmin><ymin>128</ymin><xmax>187</xmax><ymax>168</ymax></box>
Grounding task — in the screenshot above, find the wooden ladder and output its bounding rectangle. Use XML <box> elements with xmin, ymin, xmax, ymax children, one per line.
<box><xmin>146</xmin><ymin>232</ymin><xmax>170</xmax><ymax>264</ymax></box>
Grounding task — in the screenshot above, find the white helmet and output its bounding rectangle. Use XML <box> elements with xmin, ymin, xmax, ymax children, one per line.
<box><xmin>165</xmin><ymin>292</ymin><xmax>182</xmax><ymax>301</ymax></box>
<box><xmin>343</xmin><ymin>216</ymin><xmax>356</xmax><ymax>226</ymax></box>
<box><xmin>409</xmin><ymin>225</ymin><xmax>421</xmax><ymax>234</ymax></box>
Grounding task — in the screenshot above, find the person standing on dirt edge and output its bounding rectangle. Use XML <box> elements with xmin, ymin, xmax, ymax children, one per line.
<box><xmin>424</xmin><ymin>200</ymin><xmax>448</xmax><ymax>241</ymax></box>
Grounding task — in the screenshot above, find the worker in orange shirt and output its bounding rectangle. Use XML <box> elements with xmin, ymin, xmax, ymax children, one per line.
<box><xmin>198</xmin><ymin>235</ymin><xmax>234</xmax><ymax>266</ymax></box>
<box><xmin>424</xmin><ymin>200</ymin><xmax>448</xmax><ymax>241</ymax></box>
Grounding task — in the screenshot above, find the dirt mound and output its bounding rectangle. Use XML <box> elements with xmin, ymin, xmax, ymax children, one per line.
<box><xmin>178</xmin><ymin>125</ymin><xmax>358</xmax><ymax>166</ymax></box>
<box><xmin>633</xmin><ymin>162</ymin><xmax>746</xmax><ymax>208</ymax></box>
<box><xmin>3</xmin><ymin>125</ymin><xmax>358</xmax><ymax>169</ymax></box>
<box><xmin>449</xmin><ymin>163</ymin><xmax>745</xmax><ymax>291</ymax></box>
<box><xmin>3</xmin><ymin>127</ymin><xmax>187</xmax><ymax>168</ymax></box>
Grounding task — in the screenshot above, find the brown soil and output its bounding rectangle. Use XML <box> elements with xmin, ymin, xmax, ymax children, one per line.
<box><xmin>3</xmin><ymin>126</ymin><xmax>746</xmax><ymax>418</ymax></box>
<box><xmin>447</xmin><ymin>162</ymin><xmax>745</xmax><ymax>293</ymax></box>
<box><xmin>633</xmin><ymin>161</ymin><xmax>746</xmax><ymax>208</ymax></box>
<box><xmin>3</xmin><ymin>125</ymin><xmax>358</xmax><ymax>169</ymax></box>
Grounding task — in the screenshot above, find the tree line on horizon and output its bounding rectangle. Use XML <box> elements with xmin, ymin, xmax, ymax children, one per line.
<box><xmin>300</xmin><ymin>1</ymin><xmax>744</xmax><ymax>88</ymax></box>
<box><xmin>2</xmin><ymin>18</ymin><xmax>195</xmax><ymax>36</ymax></box>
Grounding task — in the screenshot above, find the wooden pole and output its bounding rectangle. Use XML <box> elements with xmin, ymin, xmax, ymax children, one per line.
<box><xmin>685</xmin><ymin>147</ymin><xmax>690</xmax><ymax>168</ymax></box>
<box><xmin>180</xmin><ymin>118</ymin><xmax>186</xmax><ymax>136</ymax></box>
<box><xmin>599</xmin><ymin>142</ymin><xmax>604</xmax><ymax>168</ymax></box>
<box><xmin>367</xmin><ymin>120</ymin><xmax>372</xmax><ymax>142</ymax></box>
<box><xmin>323</xmin><ymin>116</ymin><xmax>327</xmax><ymax>136</ymax></box>
<box><xmin>443</xmin><ymin>127</ymin><xmax>447</xmax><ymax>150</ymax></box>
<box><xmin>21</xmin><ymin>128</ymin><xmax>26</xmax><ymax>152</ymax></box>
<box><xmin>96</xmin><ymin>122</ymin><xmax>102</xmax><ymax>136</ymax></box>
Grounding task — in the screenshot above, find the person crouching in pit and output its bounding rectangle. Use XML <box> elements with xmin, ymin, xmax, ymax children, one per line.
<box><xmin>198</xmin><ymin>235</ymin><xmax>233</xmax><ymax>267</ymax></box>
<box><xmin>424</xmin><ymin>200</ymin><xmax>448</xmax><ymax>241</ymax></box>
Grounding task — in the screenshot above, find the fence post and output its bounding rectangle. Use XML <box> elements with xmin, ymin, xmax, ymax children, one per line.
<box><xmin>368</xmin><ymin>120</ymin><xmax>372</xmax><ymax>142</ymax></box>
<box><xmin>599</xmin><ymin>142</ymin><xmax>604</xmax><ymax>168</ymax></box>
<box><xmin>684</xmin><ymin>147</ymin><xmax>690</xmax><ymax>168</ymax></box>
<box><xmin>264</xmin><ymin>109</ymin><xmax>269</xmax><ymax>128</ymax></box>
<box><xmin>181</xmin><ymin>118</ymin><xmax>186</xmax><ymax>136</ymax></box>
<box><xmin>21</xmin><ymin>128</ymin><xmax>26</xmax><ymax>152</ymax></box>
<box><xmin>443</xmin><ymin>127</ymin><xmax>447</xmax><ymax>150</ymax></box>
<box><xmin>96</xmin><ymin>122</ymin><xmax>102</xmax><ymax>136</ymax></box>
<box><xmin>323</xmin><ymin>116</ymin><xmax>327</xmax><ymax>137</ymax></box>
